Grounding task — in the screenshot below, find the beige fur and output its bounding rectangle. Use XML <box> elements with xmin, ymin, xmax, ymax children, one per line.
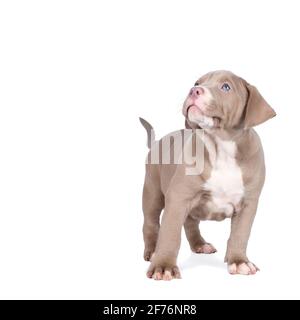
<box><xmin>141</xmin><ymin>70</ymin><xmax>276</xmax><ymax>280</ymax></box>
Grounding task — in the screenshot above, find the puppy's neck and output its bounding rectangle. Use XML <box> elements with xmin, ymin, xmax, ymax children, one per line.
<box><xmin>204</xmin><ymin>127</ymin><xmax>247</xmax><ymax>142</ymax></box>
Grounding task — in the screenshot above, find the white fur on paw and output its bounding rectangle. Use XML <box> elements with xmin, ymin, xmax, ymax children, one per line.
<box><xmin>247</xmin><ymin>262</ymin><xmax>258</xmax><ymax>274</ymax></box>
<box><xmin>195</xmin><ymin>243</ymin><xmax>217</xmax><ymax>254</ymax></box>
<box><xmin>228</xmin><ymin>263</ymin><xmax>237</xmax><ymax>274</ymax></box>
<box><xmin>153</xmin><ymin>271</ymin><xmax>162</xmax><ymax>280</ymax></box>
<box><xmin>228</xmin><ymin>262</ymin><xmax>259</xmax><ymax>275</ymax></box>
<box><xmin>162</xmin><ymin>270</ymin><xmax>172</xmax><ymax>281</ymax></box>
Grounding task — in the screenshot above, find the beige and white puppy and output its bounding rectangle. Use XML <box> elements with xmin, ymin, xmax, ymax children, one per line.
<box><xmin>140</xmin><ymin>70</ymin><xmax>276</xmax><ymax>280</ymax></box>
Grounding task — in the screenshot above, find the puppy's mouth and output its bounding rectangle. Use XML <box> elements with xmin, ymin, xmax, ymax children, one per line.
<box><xmin>186</xmin><ymin>104</ymin><xmax>221</xmax><ymax>128</ymax></box>
<box><xmin>187</xmin><ymin>104</ymin><xmax>204</xmax><ymax>114</ymax></box>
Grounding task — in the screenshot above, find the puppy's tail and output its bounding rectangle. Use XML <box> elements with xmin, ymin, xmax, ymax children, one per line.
<box><xmin>139</xmin><ymin>117</ymin><xmax>155</xmax><ymax>149</ymax></box>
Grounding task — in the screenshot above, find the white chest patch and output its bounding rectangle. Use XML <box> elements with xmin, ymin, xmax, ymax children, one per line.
<box><xmin>204</xmin><ymin>136</ymin><xmax>244</xmax><ymax>217</ymax></box>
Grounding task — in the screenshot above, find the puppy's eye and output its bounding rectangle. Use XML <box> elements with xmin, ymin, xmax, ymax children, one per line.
<box><xmin>221</xmin><ymin>83</ymin><xmax>231</xmax><ymax>92</ymax></box>
<box><xmin>194</xmin><ymin>82</ymin><xmax>199</xmax><ymax>86</ymax></box>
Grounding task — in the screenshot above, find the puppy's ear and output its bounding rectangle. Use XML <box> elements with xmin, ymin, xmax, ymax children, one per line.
<box><xmin>243</xmin><ymin>83</ymin><xmax>276</xmax><ymax>128</ymax></box>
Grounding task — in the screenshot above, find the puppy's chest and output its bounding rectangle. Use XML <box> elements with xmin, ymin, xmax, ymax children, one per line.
<box><xmin>203</xmin><ymin>138</ymin><xmax>244</xmax><ymax>217</ymax></box>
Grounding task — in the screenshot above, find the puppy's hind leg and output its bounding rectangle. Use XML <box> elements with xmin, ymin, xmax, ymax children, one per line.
<box><xmin>142</xmin><ymin>180</ymin><xmax>164</xmax><ymax>261</ymax></box>
<box><xmin>184</xmin><ymin>215</ymin><xmax>217</xmax><ymax>254</ymax></box>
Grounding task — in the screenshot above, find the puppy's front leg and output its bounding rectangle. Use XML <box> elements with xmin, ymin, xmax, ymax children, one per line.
<box><xmin>147</xmin><ymin>192</ymin><xmax>188</xmax><ymax>281</ymax></box>
<box><xmin>225</xmin><ymin>198</ymin><xmax>260</xmax><ymax>275</ymax></box>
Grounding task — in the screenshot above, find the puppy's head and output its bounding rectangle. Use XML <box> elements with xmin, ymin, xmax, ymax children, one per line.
<box><xmin>182</xmin><ymin>70</ymin><xmax>276</xmax><ymax>129</ymax></box>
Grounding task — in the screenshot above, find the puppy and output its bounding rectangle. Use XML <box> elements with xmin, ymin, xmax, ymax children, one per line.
<box><xmin>140</xmin><ymin>70</ymin><xmax>276</xmax><ymax>280</ymax></box>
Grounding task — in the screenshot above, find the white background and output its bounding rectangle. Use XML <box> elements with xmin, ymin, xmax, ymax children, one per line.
<box><xmin>0</xmin><ymin>0</ymin><xmax>299</xmax><ymax>300</ymax></box>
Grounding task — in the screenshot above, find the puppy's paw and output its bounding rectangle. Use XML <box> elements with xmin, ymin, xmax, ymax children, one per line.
<box><xmin>227</xmin><ymin>261</ymin><xmax>259</xmax><ymax>275</ymax></box>
<box><xmin>147</xmin><ymin>264</ymin><xmax>181</xmax><ymax>281</ymax></box>
<box><xmin>194</xmin><ymin>243</ymin><xmax>217</xmax><ymax>254</ymax></box>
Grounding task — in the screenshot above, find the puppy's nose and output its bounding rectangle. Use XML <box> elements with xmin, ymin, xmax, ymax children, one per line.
<box><xmin>189</xmin><ymin>86</ymin><xmax>204</xmax><ymax>98</ymax></box>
